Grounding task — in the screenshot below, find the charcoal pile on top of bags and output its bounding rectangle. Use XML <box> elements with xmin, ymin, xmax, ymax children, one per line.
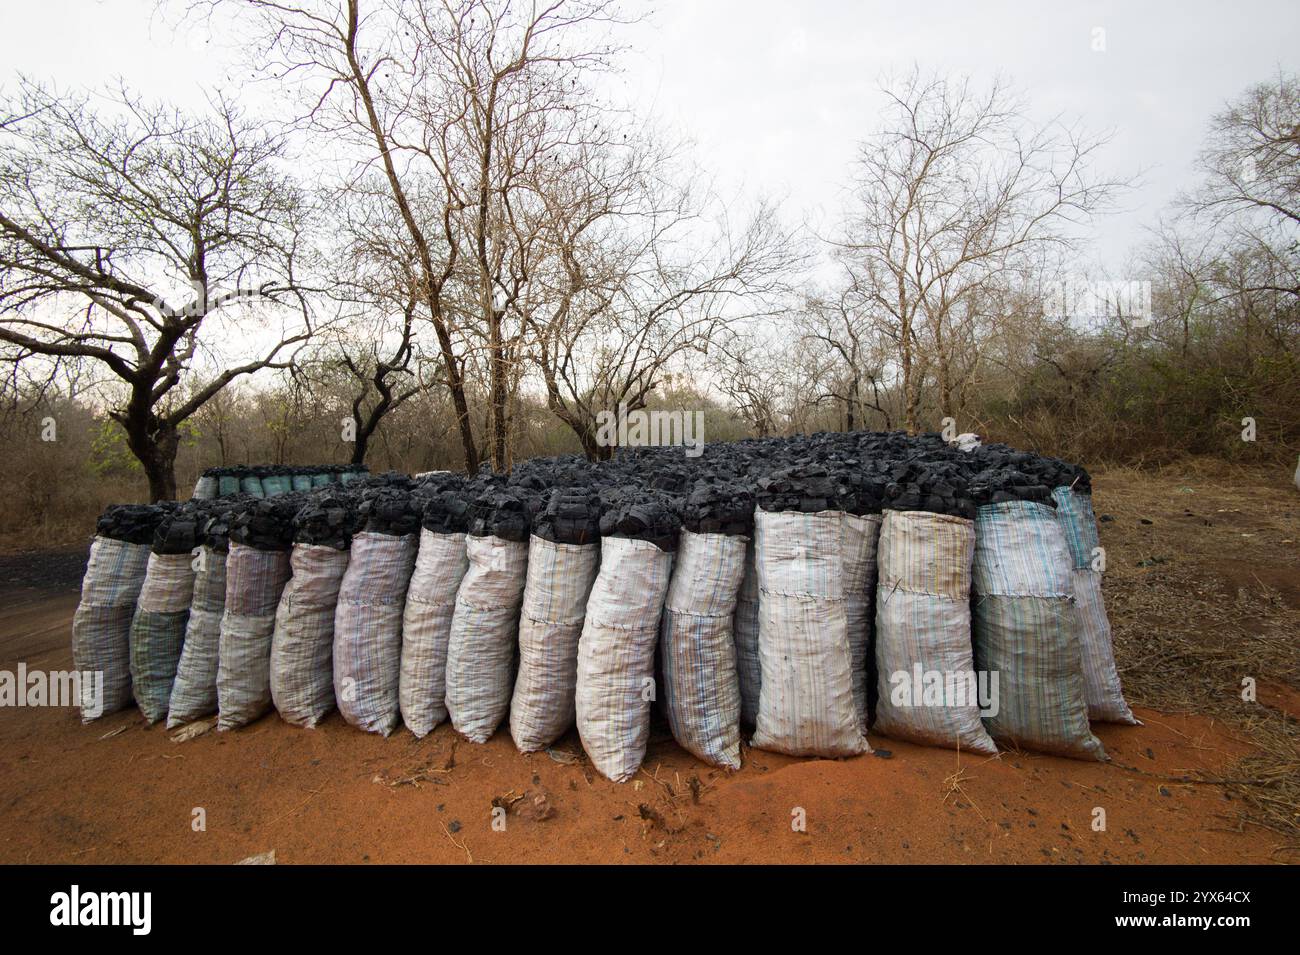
<box><xmin>73</xmin><ymin>432</ymin><xmax>1135</xmax><ymax>782</ymax></box>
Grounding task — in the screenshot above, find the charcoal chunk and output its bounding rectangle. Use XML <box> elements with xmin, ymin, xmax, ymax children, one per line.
<box><xmin>96</xmin><ymin>503</ymin><xmax>170</xmax><ymax>545</ymax></box>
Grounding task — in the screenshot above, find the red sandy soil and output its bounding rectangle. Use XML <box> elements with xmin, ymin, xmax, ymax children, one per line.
<box><xmin>0</xmin><ymin>465</ymin><xmax>1294</xmax><ymax>865</ymax></box>
<box><xmin>0</xmin><ymin>697</ymin><xmax>1274</xmax><ymax>864</ymax></box>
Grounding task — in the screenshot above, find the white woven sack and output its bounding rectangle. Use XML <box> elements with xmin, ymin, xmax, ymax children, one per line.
<box><xmin>129</xmin><ymin>551</ymin><xmax>196</xmax><ymax>723</ymax></box>
<box><xmin>136</xmin><ymin>551</ymin><xmax>197</xmax><ymax>613</ymax></box>
<box><xmin>509</xmin><ymin>535</ymin><xmax>600</xmax><ymax>752</ymax></box>
<box><xmin>333</xmin><ymin>531</ymin><xmax>418</xmax><ymax>736</ymax></box>
<box><xmin>751</xmin><ymin>510</ymin><xmax>870</xmax><ymax>758</ymax></box>
<box><xmin>972</xmin><ymin>500</ymin><xmax>1106</xmax><ymax>761</ymax></box>
<box><xmin>270</xmin><ymin>543</ymin><xmax>350</xmax><ymax>728</ymax></box>
<box><xmin>216</xmin><ymin>543</ymin><xmax>292</xmax><ymax>731</ymax></box>
<box><xmin>445</xmin><ymin>534</ymin><xmax>529</xmax><ymax>743</ymax></box>
<box><xmin>1071</xmin><ymin>570</ymin><xmax>1137</xmax><ymax>722</ymax></box>
<box><xmin>660</xmin><ymin>529</ymin><xmax>746</xmax><ymax>770</ymax></box>
<box><xmin>1051</xmin><ymin>486</ymin><xmax>1138</xmax><ymax>724</ymax></box>
<box><xmin>192</xmin><ymin>475</ymin><xmax>218</xmax><ymax>500</ymax></box>
<box><xmin>72</xmin><ymin>536</ymin><xmax>151</xmax><ymax>722</ymax></box>
<box><xmin>167</xmin><ymin>545</ymin><xmax>228</xmax><ymax>727</ymax></box>
<box><xmin>575</xmin><ymin>536</ymin><xmax>674</xmax><ymax>782</ymax></box>
<box><xmin>399</xmin><ymin>529</ymin><xmax>469</xmax><ymax>738</ymax></box>
<box><xmin>873</xmin><ymin>509</ymin><xmax>997</xmax><ymax>755</ymax></box>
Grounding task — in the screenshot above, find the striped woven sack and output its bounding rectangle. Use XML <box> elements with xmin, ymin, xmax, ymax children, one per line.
<box><xmin>874</xmin><ymin>509</ymin><xmax>997</xmax><ymax>755</ymax></box>
<box><xmin>399</xmin><ymin>529</ymin><xmax>469</xmax><ymax>738</ymax></box>
<box><xmin>72</xmin><ymin>536</ymin><xmax>152</xmax><ymax>722</ymax></box>
<box><xmin>217</xmin><ymin>543</ymin><xmax>292</xmax><ymax>731</ymax></box>
<box><xmin>167</xmin><ymin>545</ymin><xmax>228</xmax><ymax>727</ymax></box>
<box><xmin>270</xmin><ymin>543</ymin><xmax>350</xmax><ymax>728</ymax></box>
<box><xmin>445</xmin><ymin>534</ymin><xmax>529</xmax><ymax>743</ymax></box>
<box><xmin>660</xmin><ymin>529</ymin><xmax>746</xmax><ymax>770</ymax></box>
<box><xmin>842</xmin><ymin>512</ymin><xmax>883</xmax><ymax>733</ymax></box>
<box><xmin>732</xmin><ymin>537</ymin><xmax>761</xmax><ymax>726</ymax></box>
<box><xmin>191</xmin><ymin>475</ymin><xmax>218</xmax><ymax>500</ymax></box>
<box><xmin>972</xmin><ymin>500</ymin><xmax>1107</xmax><ymax>761</ymax></box>
<box><xmin>129</xmin><ymin>552</ymin><xmax>196</xmax><ymax>723</ymax></box>
<box><xmin>261</xmin><ymin>474</ymin><xmax>292</xmax><ymax>496</ymax></box>
<box><xmin>510</xmin><ymin>535</ymin><xmax>600</xmax><ymax>752</ymax></box>
<box><xmin>1051</xmin><ymin>486</ymin><xmax>1138</xmax><ymax>724</ymax></box>
<box><xmin>576</xmin><ymin>536</ymin><xmax>674</xmax><ymax>782</ymax></box>
<box><xmin>333</xmin><ymin>531</ymin><xmax>418</xmax><ymax>737</ymax></box>
<box><xmin>239</xmin><ymin>474</ymin><xmax>266</xmax><ymax>498</ymax></box>
<box><xmin>751</xmin><ymin>510</ymin><xmax>870</xmax><ymax>758</ymax></box>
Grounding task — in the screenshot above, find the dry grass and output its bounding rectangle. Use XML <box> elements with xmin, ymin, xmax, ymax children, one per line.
<box><xmin>0</xmin><ymin>471</ymin><xmax>148</xmax><ymax>553</ymax></box>
<box><xmin>1094</xmin><ymin>457</ymin><xmax>1300</xmax><ymax>844</ymax></box>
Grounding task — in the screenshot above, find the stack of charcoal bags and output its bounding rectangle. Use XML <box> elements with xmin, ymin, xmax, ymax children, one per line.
<box><xmin>190</xmin><ymin>464</ymin><xmax>369</xmax><ymax>500</ymax></box>
<box><xmin>972</xmin><ymin>446</ymin><xmax>1133</xmax><ymax>732</ymax></box>
<box><xmin>226</xmin><ymin>472</ymin><xmax>418</xmax><ymax>734</ymax></box>
<box><xmin>73</xmin><ymin>484</ymin><xmax>353</xmax><ymax>728</ymax></box>
<box><xmin>73</xmin><ymin>431</ymin><xmax>1133</xmax><ymax>777</ymax></box>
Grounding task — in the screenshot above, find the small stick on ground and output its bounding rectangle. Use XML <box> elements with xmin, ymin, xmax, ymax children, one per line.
<box><xmin>441</xmin><ymin>821</ymin><xmax>472</xmax><ymax>863</ymax></box>
<box><xmin>268</xmin><ymin>787</ymin><xmax>326</xmax><ymax>827</ymax></box>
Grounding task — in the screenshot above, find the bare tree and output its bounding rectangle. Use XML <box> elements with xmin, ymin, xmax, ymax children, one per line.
<box><xmin>434</xmin><ymin>0</ymin><xmax>626</xmax><ymax>469</ymax></box>
<box><xmin>315</xmin><ymin>188</ymin><xmax>429</xmax><ymax>465</ymax></box>
<box><xmin>798</xmin><ymin>286</ymin><xmax>893</xmax><ymax>431</ymax></box>
<box><xmin>837</xmin><ymin>69</ymin><xmax>1125</xmax><ymax>432</ymax></box>
<box><xmin>708</xmin><ymin>327</ymin><xmax>790</xmax><ymax>438</ymax></box>
<box><xmin>1187</xmin><ymin>71</ymin><xmax>1299</xmax><ymax>300</ymax></box>
<box><xmin>301</xmin><ymin>302</ymin><xmax>423</xmax><ymax>466</ymax></box>
<box><xmin>1140</xmin><ymin>221</ymin><xmax>1217</xmax><ymax>359</ymax></box>
<box><xmin>0</xmin><ymin>80</ymin><xmax>317</xmax><ymax>499</ymax></box>
<box><xmin>1193</xmin><ymin>71</ymin><xmax>1300</xmax><ymax>229</ymax></box>
<box><xmin>209</xmin><ymin>0</ymin><xmax>627</xmax><ymax>471</ymax></box>
<box><xmin>521</xmin><ymin>130</ymin><xmax>799</xmax><ymax>458</ymax></box>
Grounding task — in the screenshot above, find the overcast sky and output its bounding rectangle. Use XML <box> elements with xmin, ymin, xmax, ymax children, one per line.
<box><xmin>3</xmin><ymin>0</ymin><xmax>1298</xmax><ymax>274</ymax></box>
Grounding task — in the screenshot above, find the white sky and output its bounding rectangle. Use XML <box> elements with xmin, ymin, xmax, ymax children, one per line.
<box><xmin>3</xmin><ymin>0</ymin><xmax>1299</xmax><ymax>275</ymax></box>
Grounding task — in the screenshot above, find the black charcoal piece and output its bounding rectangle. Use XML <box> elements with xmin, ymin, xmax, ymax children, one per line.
<box><xmin>293</xmin><ymin>493</ymin><xmax>359</xmax><ymax>549</ymax></box>
<box><xmin>228</xmin><ymin>493</ymin><xmax>306</xmax><ymax>551</ymax></box>
<box><xmin>152</xmin><ymin>500</ymin><xmax>207</xmax><ymax>555</ymax></box>
<box><xmin>533</xmin><ymin>487</ymin><xmax>602</xmax><ymax>545</ymax></box>
<box><xmin>355</xmin><ymin>484</ymin><xmax>422</xmax><ymax>537</ymax></box>
<box><xmin>96</xmin><ymin>503</ymin><xmax>170</xmax><ymax>545</ymax></box>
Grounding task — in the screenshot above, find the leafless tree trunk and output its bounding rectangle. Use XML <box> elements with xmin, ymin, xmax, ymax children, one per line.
<box><xmin>800</xmin><ymin>286</ymin><xmax>893</xmax><ymax>432</ymax></box>
<box><xmin>0</xmin><ymin>81</ymin><xmax>317</xmax><ymax>500</ymax></box>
